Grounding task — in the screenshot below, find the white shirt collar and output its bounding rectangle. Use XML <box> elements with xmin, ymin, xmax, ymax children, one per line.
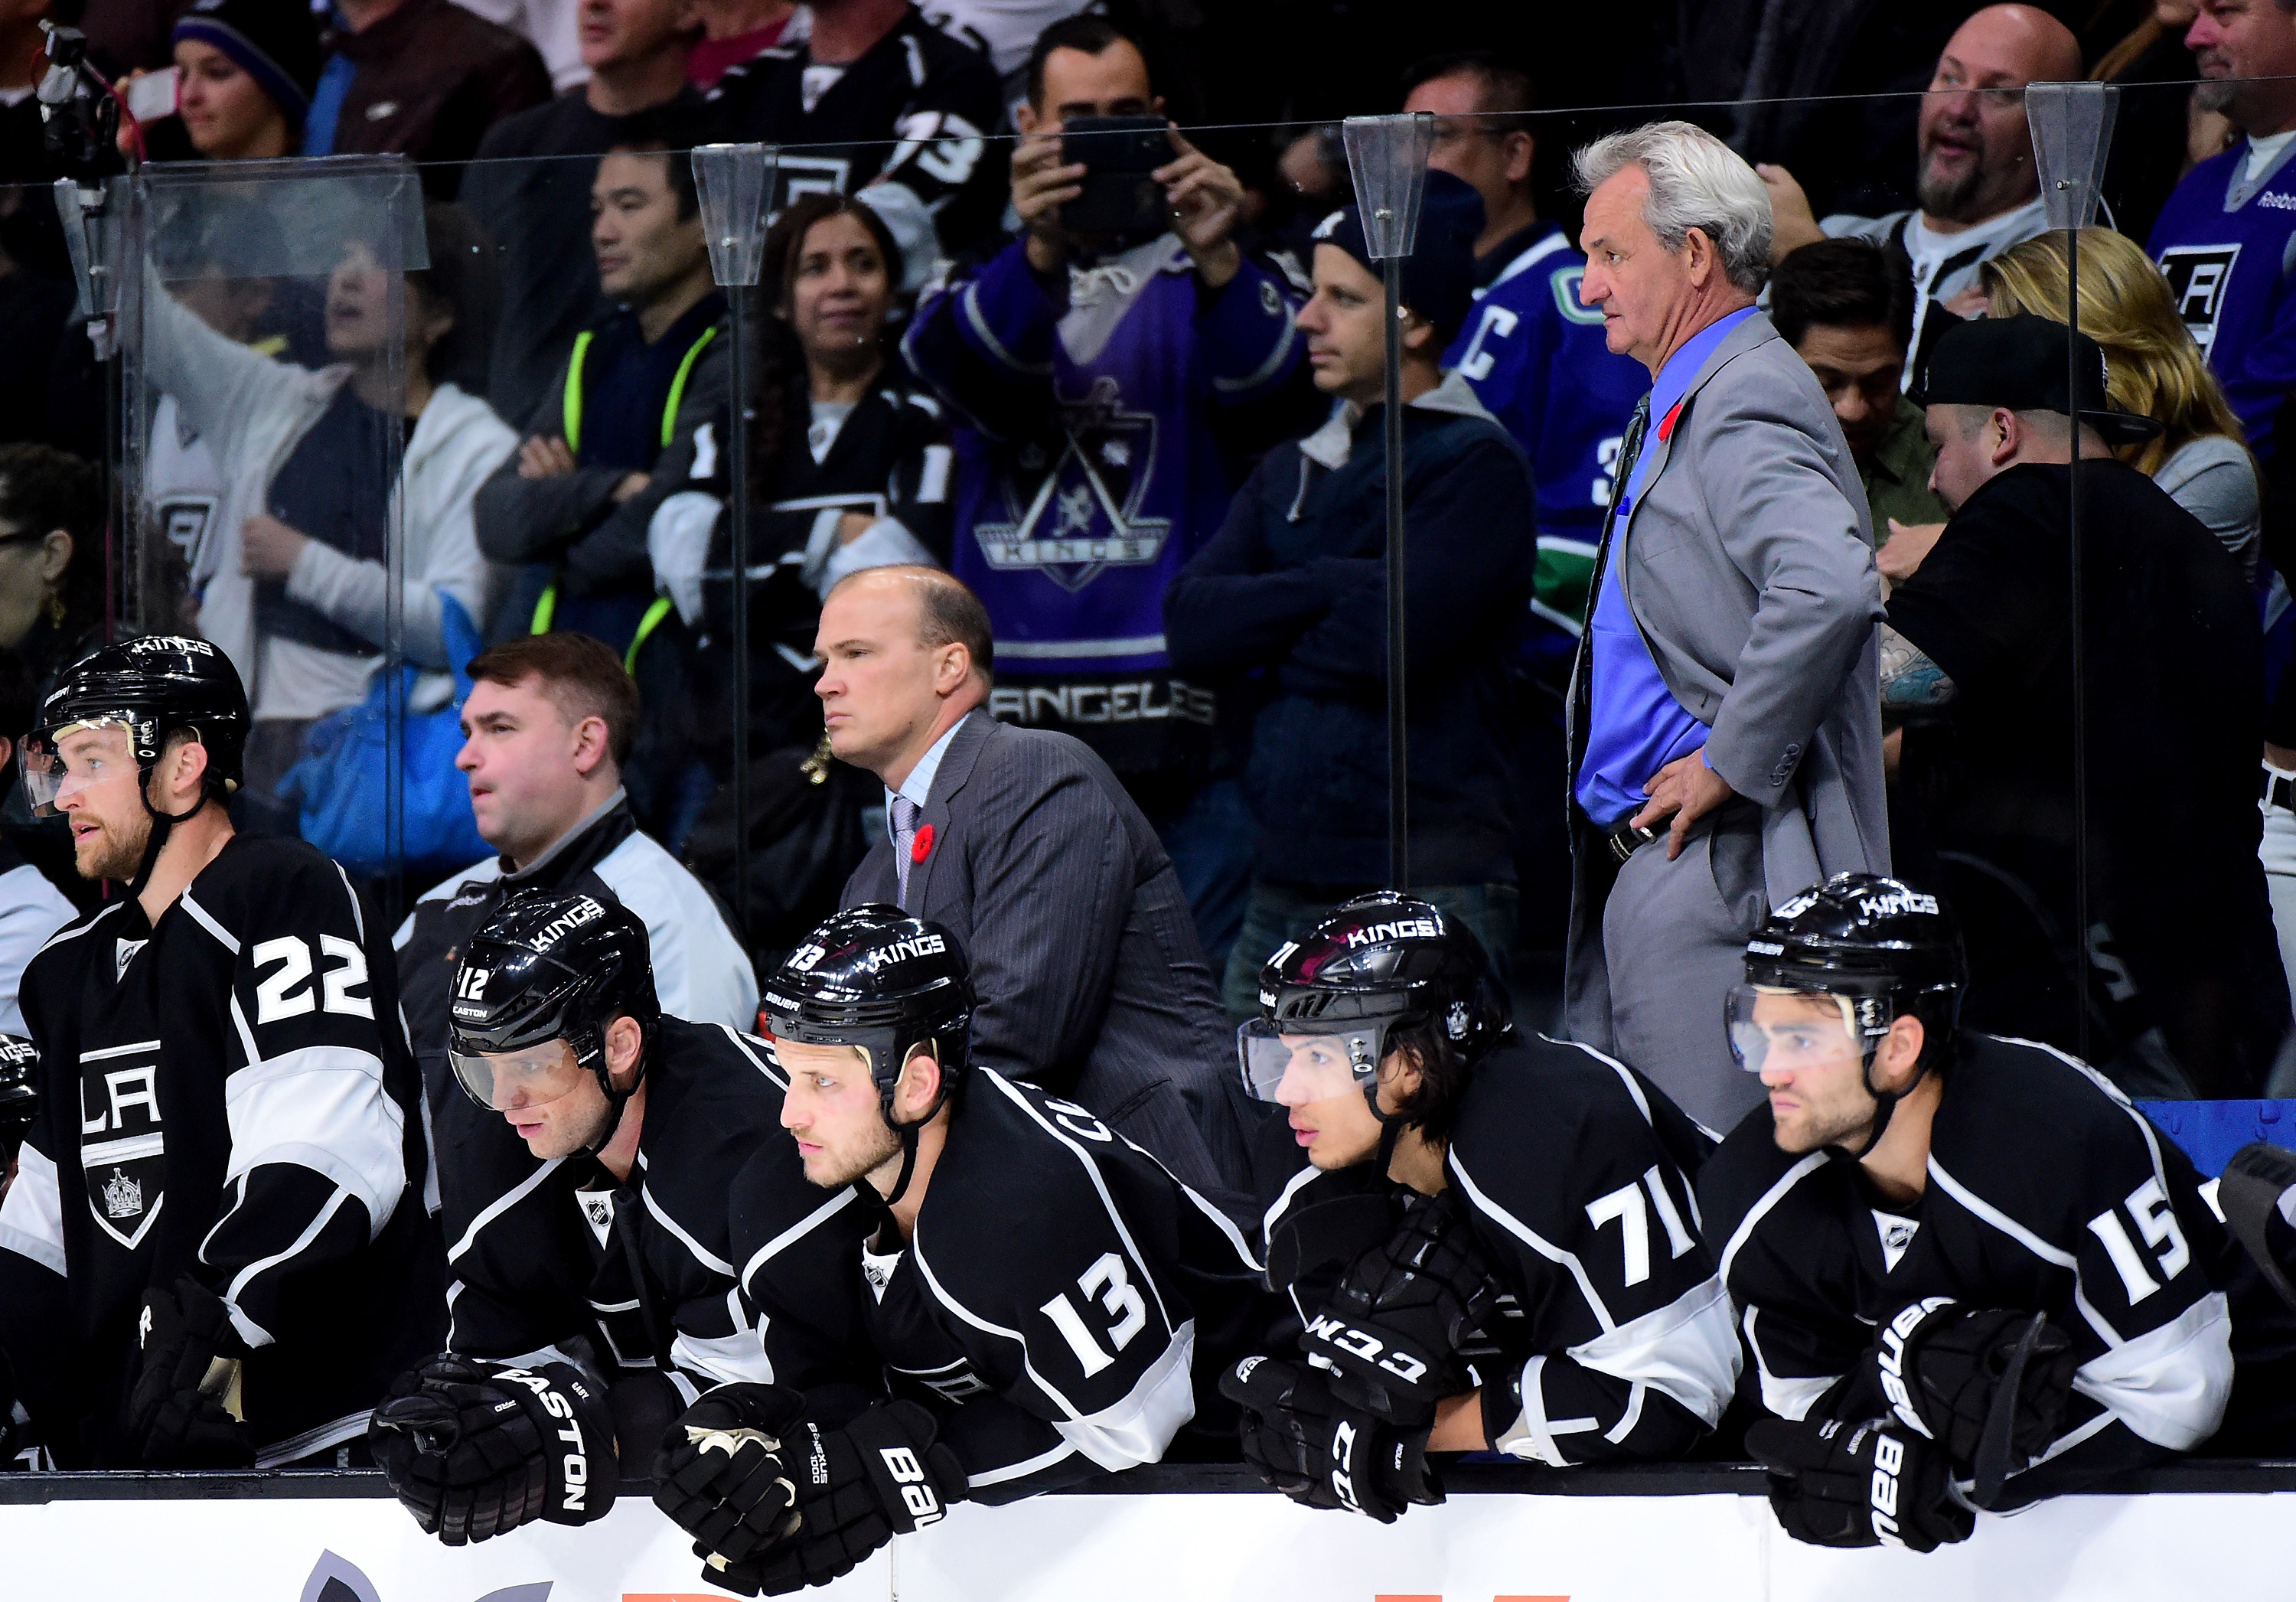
<box><xmin>884</xmin><ymin>712</ymin><xmax>974</xmax><ymax>837</ymax></box>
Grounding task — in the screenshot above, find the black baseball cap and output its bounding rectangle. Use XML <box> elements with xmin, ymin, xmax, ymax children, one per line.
<box><xmin>1910</xmin><ymin>312</ymin><xmax>2163</xmax><ymax>445</ymax></box>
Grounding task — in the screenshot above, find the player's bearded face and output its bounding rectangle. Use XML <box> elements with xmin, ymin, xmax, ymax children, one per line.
<box><xmin>52</xmin><ymin>726</ymin><xmax>155</xmax><ymax>880</ymax></box>
<box><xmin>1745</xmin><ymin>991</ymin><xmax>1877</xmax><ymax>1154</ymax></box>
<box><xmin>778</xmin><ymin>1039</ymin><xmax>904</xmax><ymax>1189</ymax></box>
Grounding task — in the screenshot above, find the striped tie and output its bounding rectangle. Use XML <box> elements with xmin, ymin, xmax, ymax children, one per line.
<box><xmin>892</xmin><ymin>795</ymin><xmax>921</xmax><ymax>909</ymax></box>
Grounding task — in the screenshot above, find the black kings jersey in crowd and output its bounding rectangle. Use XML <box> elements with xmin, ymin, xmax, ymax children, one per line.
<box><xmin>0</xmin><ymin>836</ymin><xmax>442</xmax><ymax>1467</ymax></box>
<box><xmin>441</xmin><ymin>1017</ymin><xmax>871</xmax><ymax>1408</ymax></box>
<box><xmin>742</xmin><ymin>1068</ymin><xmax>1275</xmax><ymax>1503</ymax></box>
<box><xmin>1700</xmin><ymin>1033</ymin><xmax>2288</xmax><ymax>1505</ymax></box>
<box><xmin>704</xmin><ymin>8</ymin><xmax>1004</xmax><ymax>256</ymax></box>
<box><xmin>1260</xmin><ymin>1036</ymin><xmax>1739</xmax><ymax>1465</ymax></box>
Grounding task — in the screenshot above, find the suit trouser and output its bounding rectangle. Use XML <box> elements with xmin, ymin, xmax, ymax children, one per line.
<box><xmin>1599</xmin><ymin>805</ymin><xmax>1770</xmax><ymax>1134</ymax></box>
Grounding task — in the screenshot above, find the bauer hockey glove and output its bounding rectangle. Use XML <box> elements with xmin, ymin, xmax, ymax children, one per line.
<box><xmin>1858</xmin><ymin>1297</ymin><xmax>2077</xmax><ymax>1499</ymax></box>
<box><xmin>128</xmin><ymin>1274</ymin><xmax>254</xmax><ymax>1469</ymax></box>
<box><xmin>700</xmin><ymin>1400</ymin><xmax>965</xmax><ymax>1597</ymax></box>
<box><xmin>652</xmin><ymin>1382</ymin><xmax>809</xmax><ymax>1566</ymax></box>
<box><xmin>1300</xmin><ymin>1188</ymin><xmax>1499</xmax><ymax>1425</ymax></box>
<box><xmin>367</xmin><ymin>1354</ymin><xmax>617</xmax><ymax>1545</ymax></box>
<box><xmin>1746</xmin><ymin>1414</ymin><xmax>1974</xmax><ymax>1552</ymax></box>
<box><xmin>1220</xmin><ymin>1356</ymin><xmax>1442</xmax><ymax>1523</ymax></box>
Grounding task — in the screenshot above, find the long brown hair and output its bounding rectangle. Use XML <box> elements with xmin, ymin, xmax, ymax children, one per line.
<box><xmin>1981</xmin><ymin>227</ymin><xmax>2247</xmax><ymax>477</ymax></box>
<box><xmin>749</xmin><ymin>194</ymin><xmax>902</xmax><ymax>469</ymax></box>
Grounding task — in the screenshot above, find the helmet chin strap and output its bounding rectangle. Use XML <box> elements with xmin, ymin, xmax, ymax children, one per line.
<box><xmin>879</xmin><ymin>1042</ymin><xmax>951</xmax><ymax>1209</ymax></box>
<box><xmin>126</xmin><ymin>791</ymin><xmax>210</xmax><ymax>899</ymax></box>
<box><xmin>1850</xmin><ymin>1047</ymin><xmax>1928</xmax><ymax>1161</ymax></box>
<box><xmin>1363</xmin><ymin>1079</ymin><xmax>1406</xmax><ymax>1176</ymax></box>
<box><xmin>568</xmin><ymin>1029</ymin><xmax>647</xmax><ymax>1162</ymax></box>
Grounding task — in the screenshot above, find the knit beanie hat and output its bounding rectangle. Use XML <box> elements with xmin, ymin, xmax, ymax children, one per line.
<box><xmin>1311</xmin><ymin>168</ymin><xmax>1485</xmax><ymax>344</ymax></box>
<box><xmin>173</xmin><ymin>0</ymin><xmax>323</xmax><ymax>130</ymax></box>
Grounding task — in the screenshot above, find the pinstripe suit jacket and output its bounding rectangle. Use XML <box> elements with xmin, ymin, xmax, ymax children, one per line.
<box><xmin>842</xmin><ymin>710</ymin><xmax>1257</xmax><ymax>1213</ymax></box>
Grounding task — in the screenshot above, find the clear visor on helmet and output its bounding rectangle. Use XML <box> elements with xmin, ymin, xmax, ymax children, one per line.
<box><xmin>448</xmin><ymin>1038</ymin><xmax>590</xmax><ymax>1114</ymax></box>
<box><xmin>1238</xmin><ymin>1016</ymin><xmax>1391</xmax><ymax>1103</ymax></box>
<box><xmin>1726</xmin><ymin>984</ymin><xmax>1864</xmax><ymax>1076</ymax></box>
<box><xmin>20</xmin><ymin>719</ymin><xmax>138</xmax><ymax>817</ymax></box>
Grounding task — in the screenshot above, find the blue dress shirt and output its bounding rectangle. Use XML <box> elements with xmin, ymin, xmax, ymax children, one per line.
<box><xmin>1574</xmin><ymin>305</ymin><xmax>1758</xmax><ymax>830</ymax></box>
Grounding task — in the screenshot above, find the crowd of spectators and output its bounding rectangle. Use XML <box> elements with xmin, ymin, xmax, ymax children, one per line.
<box><xmin>0</xmin><ymin>0</ymin><xmax>2288</xmax><ymax>1115</ymax></box>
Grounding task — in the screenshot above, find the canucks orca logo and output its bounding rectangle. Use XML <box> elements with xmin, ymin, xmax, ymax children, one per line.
<box><xmin>972</xmin><ymin>376</ymin><xmax>1170</xmax><ymax>593</ymax></box>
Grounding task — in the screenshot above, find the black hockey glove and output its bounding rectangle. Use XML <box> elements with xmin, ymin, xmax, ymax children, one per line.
<box><xmin>367</xmin><ymin>1354</ymin><xmax>617</xmax><ymax>1545</ymax></box>
<box><xmin>1860</xmin><ymin>1298</ymin><xmax>2076</xmax><ymax>1499</ymax></box>
<box><xmin>652</xmin><ymin>1382</ymin><xmax>808</xmax><ymax>1566</ymax></box>
<box><xmin>1301</xmin><ymin>1189</ymin><xmax>1499</xmax><ymax>1425</ymax></box>
<box><xmin>2219</xmin><ymin>1141</ymin><xmax>2296</xmax><ymax>1313</ymax></box>
<box><xmin>1219</xmin><ymin>1356</ymin><xmax>1442</xmax><ymax>1524</ymax></box>
<box><xmin>128</xmin><ymin>1274</ymin><xmax>254</xmax><ymax>1469</ymax></box>
<box><xmin>700</xmin><ymin>1400</ymin><xmax>965</xmax><ymax>1597</ymax></box>
<box><xmin>1746</xmin><ymin>1415</ymin><xmax>1973</xmax><ymax>1553</ymax></box>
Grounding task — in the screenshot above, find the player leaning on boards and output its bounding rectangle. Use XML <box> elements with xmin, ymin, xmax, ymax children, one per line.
<box><xmin>0</xmin><ymin>639</ymin><xmax>440</xmax><ymax>1469</ymax></box>
<box><xmin>647</xmin><ymin>905</ymin><xmax>1276</xmax><ymax>1596</ymax></box>
<box><xmin>369</xmin><ymin>889</ymin><xmax>872</xmax><ymax>1546</ymax></box>
<box><xmin>1706</xmin><ymin>873</ymin><xmax>2296</xmax><ymax>1553</ymax></box>
<box><xmin>1221</xmin><ymin>893</ymin><xmax>1740</xmax><ymax>1522</ymax></box>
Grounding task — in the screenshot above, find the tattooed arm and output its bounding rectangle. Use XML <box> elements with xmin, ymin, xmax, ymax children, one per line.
<box><xmin>1878</xmin><ymin>624</ymin><xmax>1957</xmax><ymax>714</ymax></box>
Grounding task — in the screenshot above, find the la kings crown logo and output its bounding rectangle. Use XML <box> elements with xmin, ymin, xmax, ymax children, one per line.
<box><xmin>974</xmin><ymin>376</ymin><xmax>1169</xmax><ymax>592</ymax></box>
<box><xmin>80</xmin><ymin>1043</ymin><xmax>167</xmax><ymax>1250</ymax></box>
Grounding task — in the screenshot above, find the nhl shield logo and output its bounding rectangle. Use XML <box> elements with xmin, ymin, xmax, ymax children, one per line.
<box><xmin>972</xmin><ymin>377</ymin><xmax>1170</xmax><ymax>593</ymax></box>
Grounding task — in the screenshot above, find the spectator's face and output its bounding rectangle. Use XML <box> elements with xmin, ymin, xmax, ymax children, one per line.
<box><xmin>578</xmin><ymin>0</ymin><xmax>685</xmax><ymax>71</ymax></box>
<box><xmin>1791</xmin><ymin>322</ymin><xmax>1905</xmax><ymax>465</ymax></box>
<box><xmin>173</xmin><ymin>39</ymin><xmax>286</xmax><ymax>161</ymax></box>
<box><xmin>1407</xmin><ymin>72</ymin><xmax>1530</xmax><ymax>243</ymax></box>
<box><xmin>49</xmin><ymin>725</ymin><xmax>152</xmax><ymax>881</ymax></box>
<box><xmin>592</xmin><ymin>152</ymin><xmax>705</xmax><ymax>308</ymax></box>
<box><xmin>1745</xmin><ymin>990</ymin><xmax>1879</xmax><ymax>1155</ymax></box>
<box><xmin>784</xmin><ymin>210</ymin><xmax>890</xmax><ymax>370</ymax></box>
<box><xmin>1296</xmin><ymin>243</ymin><xmax>1391</xmax><ymax>402</ymax></box>
<box><xmin>324</xmin><ymin>240</ymin><xmax>397</xmax><ymax>361</ymax></box>
<box><xmin>1270</xmin><ymin>1035</ymin><xmax>1409</xmax><ymax>1171</ymax></box>
<box><xmin>456</xmin><ymin>674</ymin><xmax>604</xmax><ymax>864</ymax></box>
<box><xmin>1018</xmin><ymin>40</ymin><xmax>1157</xmax><ymax>133</ymax></box>
<box><xmin>1923</xmin><ymin>403</ymin><xmax>2007</xmax><ymax>512</ymax></box>
<box><xmin>778</xmin><ymin>1039</ymin><xmax>905</xmax><ymax>1189</ymax></box>
<box><xmin>0</xmin><ymin>519</ymin><xmax>70</xmax><ymax>652</ymax></box>
<box><xmin>1916</xmin><ymin>11</ymin><xmax>2059</xmax><ymax>224</ymax></box>
<box><xmin>814</xmin><ymin>579</ymin><xmax>950</xmax><ymax>776</ymax></box>
<box><xmin>2188</xmin><ymin>0</ymin><xmax>2296</xmax><ymax>129</ymax></box>
<box><xmin>1577</xmin><ymin>165</ymin><xmax>1694</xmax><ymax>372</ymax></box>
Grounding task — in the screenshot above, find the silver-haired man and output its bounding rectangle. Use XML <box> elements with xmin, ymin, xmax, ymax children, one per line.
<box><xmin>1563</xmin><ymin>119</ymin><xmax>1887</xmax><ymax>1132</ymax></box>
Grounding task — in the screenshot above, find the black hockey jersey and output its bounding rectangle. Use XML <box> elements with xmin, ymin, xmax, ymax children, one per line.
<box><xmin>1259</xmin><ymin>1036</ymin><xmax>1739</xmax><ymax>1465</ymax></box>
<box><xmin>439</xmin><ymin>1016</ymin><xmax>866</xmax><ymax>1407</ymax></box>
<box><xmin>742</xmin><ymin>1068</ymin><xmax>1276</xmax><ymax>1502</ymax></box>
<box><xmin>1699</xmin><ymin>1033</ymin><xmax>2265</xmax><ymax>1505</ymax></box>
<box><xmin>703</xmin><ymin>8</ymin><xmax>1004</xmax><ymax>256</ymax></box>
<box><xmin>0</xmin><ymin>836</ymin><xmax>442</xmax><ymax>1467</ymax></box>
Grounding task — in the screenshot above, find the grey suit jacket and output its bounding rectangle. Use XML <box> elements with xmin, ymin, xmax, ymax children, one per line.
<box><xmin>1564</xmin><ymin>311</ymin><xmax>1889</xmax><ymax>1004</ymax></box>
<box><xmin>842</xmin><ymin>709</ymin><xmax>1254</xmax><ymax>1211</ymax></box>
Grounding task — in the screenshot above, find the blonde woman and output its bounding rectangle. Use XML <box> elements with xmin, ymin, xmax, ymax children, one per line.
<box><xmin>1981</xmin><ymin>227</ymin><xmax>2260</xmax><ymax>577</ymax></box>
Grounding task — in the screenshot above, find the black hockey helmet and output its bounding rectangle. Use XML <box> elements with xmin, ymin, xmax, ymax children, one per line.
<box><xmin>1242</xmin><ymin>891</ymin><xmax>1508</xmax><ymax>1111</ymax></box>
<box><xmin>22</xmin><ymin>635</ymin><xmax>249</xmax><ymax>817</ymax></box>
<box><xmin>447</xmin><ymin>889</ymin><xmax>660</xmax><ymax>1129</ymax></box>
<box><xmin>1729</xmin><ymin>873</ymin><xmax>1966</xmax><ymax>1152</ymax></box>
<box><xmin>762</xmin><ymin>904</ymin><xmax>974</xmax><ymax>1122</ymax></box>
<box><xmin>0</xmin><ymin>1034</ymin><xmax>34</xmax><ymax>1153</ymax></box>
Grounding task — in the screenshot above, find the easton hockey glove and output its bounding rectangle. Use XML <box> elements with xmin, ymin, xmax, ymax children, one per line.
<box><xmin>128</xmin><ymin>1274</ymin><xmax>254</xmax><ymax>1469</ymax></box>
<box><xmin>1860</xmin><ymin>1298</ymin><xmax>2077</xmax><ymax>1496</ymax></box>
<box><xmin>1300</xmin><ymin>1189</ymin><xmax>1499</xmax><ymax>1425</ymax></box>
<box><xmin>367</xmin><ymin>1355</ymin><xmax>617</xmax><ymax>1545</ymax></box>
<box><xmin>1219</xmin><ymin>1356</ymin><xmax>1442</xmax><ymax>1523</ymax></box>
<box><xmin>652</xmin><ymin>1382</ymin><xmax>808</xmax><ymax>1565</ymax></box>
<box><xmin>1746</xmin><ymin>1415</ymin><xmax>1973</xmax><ymax>1552</ymax></box>
<box><xmin>702</xmin><ymin>1400</ymin><xmax>964</xmax><ymax>1597</ymax></box>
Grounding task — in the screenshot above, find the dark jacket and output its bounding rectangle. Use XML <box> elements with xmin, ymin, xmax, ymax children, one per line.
<box><xmin>328</xmin><ymin>0</ymin><xmax>553</xmax><ymax>186</ymax></box>
<box><xmin>1163</xmin><ymin>374</ymin><xmax>1535</xmax><ymax>886</ymax></box>
<box><xmin>840</xmin><ymin>710</ymin><xmax>1258</xmax><ymax>1220</ymax></box>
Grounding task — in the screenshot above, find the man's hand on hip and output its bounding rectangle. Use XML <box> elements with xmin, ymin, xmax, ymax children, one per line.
<box><xmin>1632</xmin><ymin>752</ymin><xmax>1735</xmax><ymax>860</ymax></box>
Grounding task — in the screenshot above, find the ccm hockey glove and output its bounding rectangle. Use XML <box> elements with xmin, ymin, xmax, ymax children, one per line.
<box><xmin>1746</xmin><ymin>1415</ymin><xmax>1974</xmax><ymax>1552</ymax></box>
<box><xmin>1220</xmin><ymin>1356</ymin><xmax>1443</xmax><ymax>1523</ymax></box>
<box><xmin>703</xmin><ymin>1400</ymin><xmax>965</xmax><ymax>1597</ymax></box>
<box><xmin>367</xmin><ymin>1355</ymin><xmax>617</xmax><ymax>1545</ymax></box>
<box><xmin>1301</xmin><ymin>1189</ymin><xmax>1499</xmax><ymax>1425</ymax></box>
<box><xmin>1860</xmin><ymin>1298</ymin><xmax>2077</xmax><ymax>1496</ymax></box>
<box><xmin>653</xmin><ymin>1382</ymin><xmax>808</xmax><ymax>1565</ymax></box>
<box><xmin>128</xmin><ymin>1274</ymin><xmax>253</xmax><ymax>1469</ymax></box>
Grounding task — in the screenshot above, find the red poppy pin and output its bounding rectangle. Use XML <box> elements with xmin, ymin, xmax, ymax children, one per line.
<box><xmin>1657</xmin><ymin>399</ymin><xmax>1685</xmax><ymax>442</ymax></box>
<box><xmin>912</xmin><ymin>824</ymin><xmax>934</xmax><ymax>866</ymax></box>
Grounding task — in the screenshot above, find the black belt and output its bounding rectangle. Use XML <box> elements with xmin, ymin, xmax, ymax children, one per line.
<box><xmin>2265</xmin><ymin>765</ymin><xmax>2296</xmax><ymax>814</ymax></box>
<box><xmin>1606</xmin><ymin>822</ymin><xmax>1659</xmax><ymax>863</ymax></box>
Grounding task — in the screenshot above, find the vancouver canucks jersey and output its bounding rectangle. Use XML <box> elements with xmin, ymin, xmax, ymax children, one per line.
<box><xmin>2149</xmin><ymin>139</ymin><xmax>2296</xmax><ymax>458</ymax></box>
<box><xmin>1446</xmin><ymin>226</ymin><xmax>1646</xmax><ymax>656</ymax></box>
<box><xmin>1700</xmin><ymin>1033</ymin><xmax>2283</xmax><ymax>1506</ymax></box>
<box><xmin>0</xmin><ymin>835</ymin><xmax>442</xmax><ymax>1467</ymax></box>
